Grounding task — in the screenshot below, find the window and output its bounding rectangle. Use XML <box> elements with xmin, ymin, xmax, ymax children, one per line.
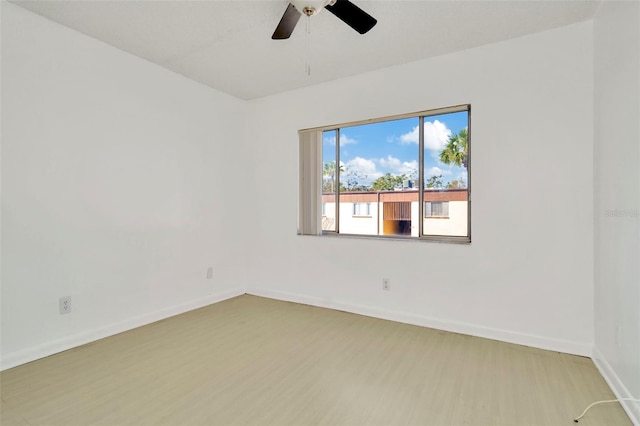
<box><xmin>299</xmin><ymin>105</ymin><xmax>470</xmax><ymax>243</ymax></box>
<box><xmin>353</xmin><ymin>202</ymin><xmax>371</xmax><ymax>217</ymax></box>
<box><xmin>425</xmin><ymin>201</ymin><xmax>449</xmax><ymax>218</ymax></box>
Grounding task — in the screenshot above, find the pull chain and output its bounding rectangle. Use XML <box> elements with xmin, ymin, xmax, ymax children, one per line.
<box><xmin>305</xmin><ymin>15</ymin><xmax>311</xmax><ymax>76</ymax></box>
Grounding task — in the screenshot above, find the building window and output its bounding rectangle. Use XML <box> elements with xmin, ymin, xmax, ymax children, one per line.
<box><xmin>299</xmin><ymin>104</ymin><xmax>470</xmax><ymax>243</ymax></box>
<box><xmin>353</xmin><ymin>202</ymin><xmax>371</xmax><ymax>217</ymax></box>
<box><xmin>425</xmin><ymin>201</ymin><xmax>449</xmax><ymax>218</ymax></box>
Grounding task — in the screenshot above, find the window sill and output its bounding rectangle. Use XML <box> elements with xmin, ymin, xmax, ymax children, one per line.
<box><xmin>312</xmin><ymin>232</ymin><xmax>471</xmax><ymax>244</ymax></box>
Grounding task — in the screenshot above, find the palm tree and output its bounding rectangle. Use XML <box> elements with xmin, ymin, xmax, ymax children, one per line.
<box><xmin>323</xmin><ymin>161</ymin><xmax>343</xmax><ymax>193</ymax></box>
<box><xmin>439</xmin><ymin>128</ymin><xmax>468</xmax><ymax>169</ymax></box>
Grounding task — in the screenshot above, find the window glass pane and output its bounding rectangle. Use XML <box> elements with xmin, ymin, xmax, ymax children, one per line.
<box><xmin>433</xmin><ymin>202</ymin><xmax>443</xmax><ymax>216</ymax></box>
<box><xmin>322</xmin><ymin>130</ymin><xmax>337</xmax><ymax>232</ymax></box>
<box><xmin>338</xmin><ymin>118</ymin><xmax>419</xmax><ymax>236</ymax></box>
<box><xmin>424</xmin><ymin>201</ymin><xmax>450</xmax><ymax>218</ymax></box>
<box><xmin>422</xmin><ymin>111</ymin><xmax>469</xmax><ymax>237</ymax></box>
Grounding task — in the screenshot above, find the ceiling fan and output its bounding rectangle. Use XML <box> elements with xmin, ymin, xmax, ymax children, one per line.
<box><xmin>272</xmin><ymin>0</ymin><xmax>377</xmax><ymax>40</ymax></box>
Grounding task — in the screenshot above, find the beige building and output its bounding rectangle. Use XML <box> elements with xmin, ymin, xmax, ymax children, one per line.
<box><xmin>322</xmin><ymin>189</ymin><xmax>468</xmax><ymax>237</ymax></box>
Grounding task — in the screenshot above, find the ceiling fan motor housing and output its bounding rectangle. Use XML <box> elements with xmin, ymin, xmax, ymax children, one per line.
<box><xmin>292</xmin><ymin>0</ymin><xmax>334</xmax><ymax>16</ymax></box>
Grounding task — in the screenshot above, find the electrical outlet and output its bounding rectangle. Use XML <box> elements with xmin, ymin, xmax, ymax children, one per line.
<box><xmin>59</xmin><ymin>296</ymin><xmax>71</xmax><ymax>315</ymax></box>
<box><xmin>382</xmin><ymin>278</ymin><xmax>390</xmax><ymax>291</ymax></box>
<box><xmin>206</xmin><ymin>267</ymin><xmax>213</xmax><ymax>279</ymax></box>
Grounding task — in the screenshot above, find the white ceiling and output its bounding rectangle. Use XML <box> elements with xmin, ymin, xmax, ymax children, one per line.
<box><xmin>11</xmin><ymin>0</ymin><xmax>600</xmax><ymax>100</ymax></box>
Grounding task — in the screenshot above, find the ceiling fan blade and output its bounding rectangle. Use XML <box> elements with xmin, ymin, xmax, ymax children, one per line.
<box><xmin>272</xmin><ymin>3</ymin><xmax>302</xmax><ymax>40</ymax></box>
<box><xmin>325</xmin><ymin>0</ymin><xmax>377</xmax><ymax>34</ymax></box>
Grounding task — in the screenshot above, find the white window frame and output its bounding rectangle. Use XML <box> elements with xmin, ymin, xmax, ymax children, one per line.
<box><xmin>299</xmin><ymin>104</ymin><xmax>471</xmax><ymax>243</ymax></box>
<box><xmin>352</xmin><ymin>202</ymin><xmax>372</xmax><ymax>217</ymax></box>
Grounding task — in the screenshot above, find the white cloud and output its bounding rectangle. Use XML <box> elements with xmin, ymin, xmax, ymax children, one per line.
<box><xmin>399</xmin><ymin>120</ymin><xmax>452</xmax><ymax>152</ymax></box>
<box><xmin>425</xmin><ymin>166</ymin><xmax>442</xmax><ymax>177</ymax></box>
<box><xmin>341</xmin><ymin>135</ymin><xmax>357</xmax><ymax>145</ymax></box>
<box><xmin>425</xmin><ymin>121</ymin><xmax>452</xmax><ymax>151</ymax></box>
<box><xmin>379</xmin><ymin>155</ymin><xmax>401</xmax><ymax>168</ymax></box>
<box><xmin>425</xmin><ymin>166</ymin><xmax>451</xmax><ymax>177</ymax></box>
<box><xmin>324</xmin><ymin>134</ymin><xmax>357</xmax><ymax>146</ymax></box>
<box><xmin>379</xmin><ymin>155</ymin><xmax>418</xmax><ymax>175</ymax></box>
<box><xmin>345</xmin><ymin>157</ymin><xmax>382</xmax><ymax>180</ymax></box>
<box><xmin>400</xmin><ymin>127</ymin><xmax>419</xmax><ymax>144</ymax></box>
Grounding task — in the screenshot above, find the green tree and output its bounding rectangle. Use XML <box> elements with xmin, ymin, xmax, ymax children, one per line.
<box><xmin>426</xmin><ymin>174</ymin><xmax>444</xmax><ymax>189</ymax></box>
<box><xmin>439</xmin><ymin>128</ymin><xmax>468</xmax><ymax>169</ymax></box>
<box><xmin>446</xmin><ymin>178</ymin><xmax>466</xmax><ymax>189</ymax></box>
<box><xmin>322</xmin><ymin>161</ymin><xmax>343</xmax><ymax>193</ymax></box>
<box><xmin>371</xmin><ymin>173</ymin><xmax>406</xmax><ymax>191</ymax></box>
<box><xmin>342</xmin><ymin>166</ymin><xmax>369</xmax><ymax>192</ymax></box>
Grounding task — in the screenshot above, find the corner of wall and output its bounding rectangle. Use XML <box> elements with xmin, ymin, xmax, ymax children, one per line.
<box><xmin>592</xmin><ymin>345</ymin><xmax>640</xmax><ymax>425</ymax></box>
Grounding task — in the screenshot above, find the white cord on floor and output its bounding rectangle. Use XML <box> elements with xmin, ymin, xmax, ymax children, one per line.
<box><xmin>573</xmin><ymin>398</ymin><xmax>640</xmax><ymax>422</ymax></box>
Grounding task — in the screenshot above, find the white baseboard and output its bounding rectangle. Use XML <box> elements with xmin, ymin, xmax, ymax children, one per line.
<box><xmin>593</xmin><ymin>346</ymin><xmax>640</xmax><ymax>425</ymax></box>
<box><xmin>0</xmin><ymin>288</ymin><xmax>245</xmax><ymax>371</ymax></box>
<box><xmin>2</xmin><ymin>286</ymin><xmax>596</xmax><ymax>373</ymax></box>
<box><xmin>246</xmin><ymin>287</ymin><xmax>593</xmax><ymax>357</ymax></box>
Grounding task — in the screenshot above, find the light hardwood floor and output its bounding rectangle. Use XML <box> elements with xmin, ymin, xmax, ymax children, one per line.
<box><xmin>0</xmin><ymin>295</ymin><xmax>631</xmax><ymax>425</ymax></box>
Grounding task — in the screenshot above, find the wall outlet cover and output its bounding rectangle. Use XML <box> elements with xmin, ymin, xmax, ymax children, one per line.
<box><xmin>59</xmin><ymin>296</ymin><xmax>71</xmax><ymax>314</ymax></box>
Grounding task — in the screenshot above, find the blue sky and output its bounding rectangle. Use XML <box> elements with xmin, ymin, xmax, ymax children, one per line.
<box><xmin>323</xmin><ymin>111</ymin><xmax>468</xmax><ymax>187</ymax></box>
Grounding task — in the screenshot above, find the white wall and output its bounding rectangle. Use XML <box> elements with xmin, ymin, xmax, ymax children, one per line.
<box><xmin>337</xmin><ymin>203</ymin><xmax>378</xmax><ymax>236</ymax></box>
<box><xmin>423</xmin><ymin>202</ymin><xmax>468</xmax><ymax>237</ymax></box>
<box><xmin>1</xmin><ymin>2</ymin><xmax>250</xmax><ymax>369</ymax></box>
<box><xmin>247</xmin><ymin>22</ymin><xmax>595</xmax><ymax>356</ymax></box>
<box><xmin>0</xmin><ymin>1</ymin><xmax>603</xmax><ymax>373</ymax></box>
<box><xmin>593</xmin><ymin>1</ymin><xmax>640</xmax><ymax>423</ymax></box>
